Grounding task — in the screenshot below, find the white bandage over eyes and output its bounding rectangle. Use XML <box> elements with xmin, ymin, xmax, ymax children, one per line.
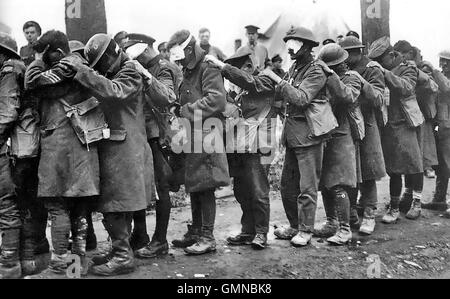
<box><xmin>125</xmin><ymin>43</ymin><xmax>148</xmax><ymax>60</ymax></box>
<box><xmin>170</xmin><ymin>34</ymin><xmax>193</xmax><ymax>63</ymax></box>
<box><xmin>286</xmin><ymin>39</ymin><xmax>304</xmax><ymax>54</ymax></box>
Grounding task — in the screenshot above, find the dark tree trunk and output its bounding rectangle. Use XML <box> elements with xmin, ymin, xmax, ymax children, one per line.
<box><xmin>360</xmin><ymin>0</ymin><xmax>390</xmax><ymax>48</ymax></box>
<box><xmin>65</xmin><ymin>0</ymin><xmax>107</xmax><ymax>44</ymax></box>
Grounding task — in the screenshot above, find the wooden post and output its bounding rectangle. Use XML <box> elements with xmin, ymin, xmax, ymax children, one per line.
<box><xmin>65</xmin><ymin>0</ymin><xmax>107</xmax><ymax>44</ymax></box>
<box><xmin>360</xmin><ymin>0</ymin><xmax>390</xmax><ymax>48</ymax></box>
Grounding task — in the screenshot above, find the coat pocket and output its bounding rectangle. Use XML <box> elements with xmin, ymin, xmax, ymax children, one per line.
<box><xmin>400</xmin><ymin>96</ymin><xmax>425</xmax><ymax>128</ymax></box>
<box><xmin>10</xmin><ymin>108</ymin><xmax>40</xmax><ymax>158</ymax></box>
<box><xmin>305</xmin><ymin>97</ymin><xmax>338</xmax><ymax>137</ymax></box>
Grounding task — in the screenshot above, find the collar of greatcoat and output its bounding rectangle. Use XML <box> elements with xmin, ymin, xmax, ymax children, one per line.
<box><xmin>185</xmin><ymin>44</ymin><xmax>206</xmax><ymax>71</ymax></box>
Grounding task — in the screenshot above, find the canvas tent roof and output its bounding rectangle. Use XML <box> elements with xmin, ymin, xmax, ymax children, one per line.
<box><xmin>255</xmin><ymin>8</ymin><xmax>350</xmax><ymax>69</ymax></box>
<box><xmin>0</xmin><ymin>22</ymin><xmax>11</xmax><ymax>34</ymax></box>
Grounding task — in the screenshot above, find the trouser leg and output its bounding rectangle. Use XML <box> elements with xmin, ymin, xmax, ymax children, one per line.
<box><xmin>45</xmin><ymin>198</ymin><xmax>70</xmax><ymax>256</ymax></box>
<box><xmin>103</xmin><ymin>212</ymin><xmax>133</xmax><ymax>258</ymax></box>
<box><xmin>389</xmin><ymin>174</ymin><xmax>402</xmax><ymax>209</ymax></box>
<box><xmin>234</xmin><ymin>174</ymin><xmax>255</xmax><ymax>235</ymax></box>
<box><xmin>280</xmin><ymin>148</ymin><xmax>300</xmax><ymax>229</ymax></box>
<box><xmin>190</xmin><ymin>192</ymin><xmax>203</xmax><ymax>230</ymax></box>
<box><xmin>295</xmin><ymin>144</ymin><xmax>323</xmax><ymax>233</ymax></box>
<box><xmin>70</xmin><ymin>198</ymin><xmax>89</xmax><ymax>258</ymax></box>
<box><xmin>348</xmin><ymin>187</ymin><xmax>359</xmax><ymax>210</ymax></box>
<box><xmin>246</xmin><ymin>154</ymin><xmax>270</xmax><ymax>235</ymax></box>
<box><xmin>330</xmin><ymin>186</ymin><xmax>351</xmax><ymax>232</ymax></box>
<box><xmin>198</xmin><ymin>190</ymin><xmax>216</xmax><ymax>240</ymax></box>
<box><xmin>150</xmin><ymin>140</ymin><xmax>173</xmax><ymax>243</ymax></box>
<box><xmin>131</xmin><ymin>210</ymin><xmax>149</xmax><ymax>247</ymax></box>
<box><xmin>0</xmin><ymin>196</ymin><xmax>22</xmax><ymax>264</ymax></box>
<box><xmin>360</xmin><ymin>180</ymin><xmax>378</xmax><ymax>211</ymax></box>
<box><xmin>434</xmin><ymin>169</ymin><xmax>449</xmax><ymax>203</ymax></box>
<box><xmin>321</xmin><ymin>188</ymin><xmax>338</xmax><ymax>222</ymax></box>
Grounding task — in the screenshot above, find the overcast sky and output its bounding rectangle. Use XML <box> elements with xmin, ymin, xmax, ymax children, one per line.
<box><xmin>1</xmin><ymin>0</ymin><xmax>450</xmax><ymax>65</ymax></box>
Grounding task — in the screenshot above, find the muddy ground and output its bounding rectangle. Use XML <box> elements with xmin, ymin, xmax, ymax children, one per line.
<box><xmin>30</xmin><ymin>176</ymin><xmax>450</xmax><ymax>279</ymax></box>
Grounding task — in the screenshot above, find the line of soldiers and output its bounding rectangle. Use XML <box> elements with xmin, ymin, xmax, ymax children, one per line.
<box><xmin>1</xmin><ymin>20</ymin><xmax>450</xmax><ymax>279</ymax></box>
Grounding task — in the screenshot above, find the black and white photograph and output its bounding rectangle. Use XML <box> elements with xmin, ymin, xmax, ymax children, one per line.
<box><xmin>0</xmin><ymin>0</ymin><xmax>449</xmax><ymax>285</ymax></box>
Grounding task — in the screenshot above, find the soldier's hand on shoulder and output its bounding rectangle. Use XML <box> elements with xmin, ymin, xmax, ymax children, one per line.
<box><xmin>367</xmin><ymin>61</ymin><xmax>385</xmax><ymax>74</ymax></box>
<box><xmin>205</xmin><ymin>55</ymin><xmax>225</xmax><ymax>69</ymax></box>
<box><xmin>129</xmin><ymin>60</ymin><xmax>153</xmax><ymax>82</ymax></box>
<box><xmin>260</xmin><ymin>68</ymin><xmax>282</xmax><ymax>84</ymax></box>
<box><xmin>60</xmin><ymin>54</ymin><xmax>87</xmax><ymax>72</ymax></box>
<box><xmin>420</xmin><ymin>61</ymin><xmax>434</xmax><ymax>73</ymax></box>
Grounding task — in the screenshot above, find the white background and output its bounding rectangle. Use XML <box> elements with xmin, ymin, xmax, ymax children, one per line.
<box><xmin>1</xmin><ymin>0</ymin><xmax>449</xmax><ymax>66</ymax></box>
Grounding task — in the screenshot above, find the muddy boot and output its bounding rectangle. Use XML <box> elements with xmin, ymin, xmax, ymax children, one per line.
<box><xmin>290</xmin><ymin>231</ymin><xmax>312</xmax><ymax>247</ymax></box>
<box><xmin>327</xmin><ymin>226</ymin><xmax>352</xmax><ymax>246</ymax></box>
<box><xmin>406</xmin><ymin>200</ymin><xmax>422</xmax><ymax>220</ymax></box>
<box><xmin>359</xmin><ymin>208</ymin><xmax>376</xmax><ymax>235</ymax></box>
<box><xmin>184</xmin><ymin>229</ymin><xmax>216</xmax><ymax>255</ymax></box>
<box><xmin>423</xmin><ymin>175</ymin><xmax>448</xmax><ymax>211</ymax></box>
<box><xmin>227</xmin><ymin>233</ymin><xmax>255</xmax><ymax>246</ymax></box>
<box><xmin>48</xmin><ymin>253</ymin><xmax>69</xmax><ymax>274</ymax></box>
<box><xmin>383</xmin><ymin>197</ymin><xmax>400</xmax><ymax>224</ymax></box>
<box><xmin>90</xmin><ymin>214</ymin><xmax>135</xmax><ymax>277</ymax></box>
<box><xmin>251</xmin><ymin>234</ymin><xmax>267</xmax><ymax>250</ymax></box>
<box><xmin>382</xmin><ymin>208</ymin><xmax>400</xmax><ymax>224</ymax></box>
<box><xmin>274</xmin><ymin>226</ymin><xmax>298</xmax><ymax>240</ymax></box>
<box><xmin>313</xmin><ymin>220</ymin><xmax>339</xmax><ymax>238</ymax></box>
<box><xmin>0</xmin><ymin>229</ymin><xmax>22</xmax><ymax>279</ymax></box>
<box><xmin>172</xmin><ymin>225</ymin><xmax>201</xmax><ymax>248</ymax></box>
<box><xmin>399</xmin><ymin>192</ymin><xmax>413</xmax><ymax>214</ymax></box>
<box><xmin>135</xmin><ymin>239</ymin><xmax>169</xmax><ymax>259</ymax></box>
<box><xmin>90</xmin><ymin>243</ymin><xmax>135</xmax><ymax>276</ymax></box>
<box><xmin>91</xmin><ymin>251</ymin><xmax>114</xmax><ymax>266</ymax></box>
<box><xmin>21</xmin><ymin>260</ymin><xmax>40</xmax><ymax>276</ymax></box>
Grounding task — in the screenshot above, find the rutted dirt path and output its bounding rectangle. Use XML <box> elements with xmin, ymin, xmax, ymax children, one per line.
<box><xmin>31</xmin><ymin>177</ymin><xmax>450</xmax><ymax>279</ymax></box>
